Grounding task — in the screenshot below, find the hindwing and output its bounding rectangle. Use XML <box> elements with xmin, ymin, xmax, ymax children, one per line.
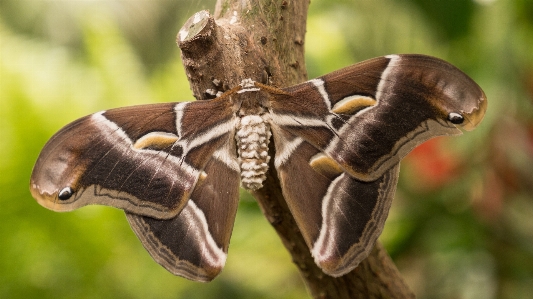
<box><xmin>126</xmin><ymin>138</ymin><xmax>240</xmax><ymax>282</ymax></box>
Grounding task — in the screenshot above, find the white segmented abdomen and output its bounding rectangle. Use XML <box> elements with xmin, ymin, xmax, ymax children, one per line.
<box><xmin>236</xmin><ymin>115</ymin><xmax>271</xmax><ymax>190</ymax></box>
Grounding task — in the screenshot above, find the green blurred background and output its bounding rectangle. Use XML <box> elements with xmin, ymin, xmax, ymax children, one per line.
<box><xmin>1</xmin><ymin>0</ymin><xmax>532</xmax><ymax>298</ymax></box>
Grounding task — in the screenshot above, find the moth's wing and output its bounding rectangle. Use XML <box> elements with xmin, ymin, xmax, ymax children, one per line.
<box><xmin>268</xmin><ymin>54</ymin><xmax>486</xmax><ymax>276</ymax></box>
<box><xmin>271</xmin><ymin>54</ymin><xmax>487</xmax><ymax>181</ymax></box>
<box><xmin>30</xmin><ymin>97</ymin><xmax>236</xmax><ymax>219</ymax></box>
<box><xmin>126</xmin><ymin>138</ymin><xmax>241</xmax><ymax>282</ymax></box>
<box><xmin>271</xmin><ymin>127</ymin><xmax>399</xmax><ymax>276</ymax></box>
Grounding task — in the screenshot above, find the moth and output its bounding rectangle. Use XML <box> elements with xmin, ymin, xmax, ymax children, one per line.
<box><xmin>30</xmin><ymin>54</ymin><xmax>487</xmax><ymax>282</ymax></box>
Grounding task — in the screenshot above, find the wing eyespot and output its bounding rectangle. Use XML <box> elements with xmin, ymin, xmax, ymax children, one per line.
<box><xmin>447</xmin><ymin>112</ymin><xmax>464</xmax><ymax>124</ymax></box>
<box><xmin>58</xmin><ymin>187</ymin><xmax>74</xmax><ymax>200</ymax></box>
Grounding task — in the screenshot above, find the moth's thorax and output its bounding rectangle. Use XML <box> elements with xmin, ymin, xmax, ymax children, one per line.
<box><xmin>236</xmin><ymin>91</ymin><xmax>270</xmax><ymax>115</ymax></box>
<box><xmin>235</xmin><ymin>111</ymin><xmax>271</xmax><ymax>190</ymax></box>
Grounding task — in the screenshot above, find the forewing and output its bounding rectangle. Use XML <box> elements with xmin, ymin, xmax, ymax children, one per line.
<box><xmin>126</xmin><ymin>139</ymin><xmax>241</xmax><ymax>282</ymax></box>
<box><xmin>30</xmin><ymin>97</ymin><xmax>235</xmax><ymax>219</ymax></box>
<box><xmin>271</xmin><ymin>54</ymin><xmax>487</xmax><ymax>181</ymax></box>
<box><xmin>271</xmin><ymin>127</ymin><xmax>399</xmax><ymax>276</ymax></box>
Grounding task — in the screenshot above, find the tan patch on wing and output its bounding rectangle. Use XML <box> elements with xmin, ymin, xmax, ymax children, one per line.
<box><xmin>133</xmin><ymin>132</ymin><xmax>179</xmax><ymax>150</ymax></box>
<box><xmin>332</xmin><ymin>95</ymin><xmax>377</xmax><ymax>114</ymax></box>
<box><xmin>309</xmin><ymin>153</ymin><xmax>343</xmax><ymax>179</ymax></box>
<box><xmin>195</xmin><ymin>171</ymin><xmax>208</xmax><ymax>188</ymax></box>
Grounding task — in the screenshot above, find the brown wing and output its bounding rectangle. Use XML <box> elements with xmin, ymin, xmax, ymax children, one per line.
<box><xmin>30</xmin><ymin>97</ymin><xmax>236</xmax><ymax>219</ymax></box>
<box><xmin>126</xmin><ymin>138</ymin><xmax>240</xmax><ymax>281</ymax></box>
<box><xmin>270</xmin><ymin>54</ymin><xmax>487</xmax><ymax>182</ymax></box>
<box><xmin>271</xmin><ymin>126</ymin><xmax>399</xmax><ymax>276</ymax></box>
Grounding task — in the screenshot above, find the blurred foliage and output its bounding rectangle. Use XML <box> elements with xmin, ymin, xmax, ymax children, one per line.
<box><xmin>1</xmin><ymin>0</ymin><xmax>532</xmax><ymax>298</ymax></box>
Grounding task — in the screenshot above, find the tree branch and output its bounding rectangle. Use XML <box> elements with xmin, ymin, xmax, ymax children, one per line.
<box><xmin>177</xmin><ymin>0</ymin><xmax>414</xmax><ymax>297</ymax></box>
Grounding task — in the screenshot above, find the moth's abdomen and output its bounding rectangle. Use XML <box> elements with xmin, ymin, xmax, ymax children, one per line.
<box><xmin>236</xmin><ymin>115</ymin><xmax>271</xmax><ymax>190</ymax></box>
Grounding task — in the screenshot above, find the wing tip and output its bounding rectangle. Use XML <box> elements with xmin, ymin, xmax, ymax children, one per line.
<box><xmin>312</xmin><ymin>242</ymin><xmax>373</xmax><ymax>278</ymax></box>
<box><xmin>29</xmin><ymin>181</ymin><xmax>73</xmax><ymax>212</ymax></box>
<box><xmin>462</xmin><ymin>88</ymin><xmax>488</xmax><ymax>131</ymax></box>
<box><xmin>167</xmin><ymin>263</ymin><xmax>225</xmax><ymax>282</ymax></box>
<box><xmin>314</xmin><ymin>253</ymin><xmax>366</xmax><ymax>278</ymax></box>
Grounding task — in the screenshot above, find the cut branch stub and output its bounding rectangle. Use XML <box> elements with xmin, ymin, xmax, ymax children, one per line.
<box><xmin>177</xmin><ymin>10</ymin><xmax>213</xmax><ymax>46</ymax></box>
<box><xmin>177</xmin><ymin>10</ymin><xmax>264</xmax><ymax>100</ymax></box>
<box><xmin>177</xmin><ymin>11</ymin><xmax>223</xmax><ymax>100</ymax></box>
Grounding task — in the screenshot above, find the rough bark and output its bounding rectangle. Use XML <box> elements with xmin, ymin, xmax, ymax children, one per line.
<box><xmin>177</xmin><ymin>0</ymin><xmax>415</xmax><ymax>298</ymax></box>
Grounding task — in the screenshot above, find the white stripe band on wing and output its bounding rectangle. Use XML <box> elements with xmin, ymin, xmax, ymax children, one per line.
<box><xmin>309</xmin><ymin>78</ymin><xmax>331</xmax><ymax>110</ymax></box>
<box><xmin>270</xmin><ymin>114</ymin><xmax>327</xmax><ymax>128</ymax></box>
<box><xmin>181</xmin><ymin>200</ymin><xmax>227</xmax><ymax>268</ymax></box>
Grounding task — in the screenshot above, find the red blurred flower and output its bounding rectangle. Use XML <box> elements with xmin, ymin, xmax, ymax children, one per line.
<box><xmin>404</xmin><ymin>138</ymin><xmax>462</xmax><ymax>191</ymax></box>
